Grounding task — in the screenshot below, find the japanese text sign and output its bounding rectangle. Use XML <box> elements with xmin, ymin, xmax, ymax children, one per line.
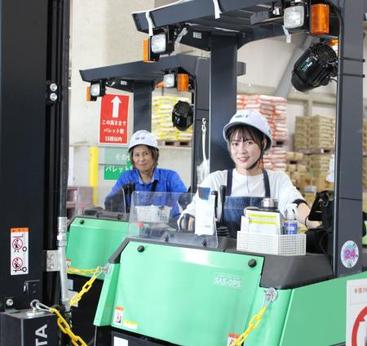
<box><xmin>99</xmin><ymin>94</ymin><xmax>129</xmax><ymax>144</ymax></box>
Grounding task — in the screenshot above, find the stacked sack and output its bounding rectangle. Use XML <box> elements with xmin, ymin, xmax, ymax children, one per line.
<box><xmin>285</xmin><ymin>152</ymin><xmax>306</xmax><ymax>188</ymax></box>
<box><xmin>263</xmin><ymin>147</ymin><xmax>287</xmax><ymax>171</ymax></box>
<box><xmin>152</xmin><ymin>95</ymin><xmax>192</xmax><ymax>142</ymax></box>
<box><xmin>304</xmin><ymin>153</ymin><xmax>333</xmax><ymax>191</ymax></box>
<box><xmin>364</xmin><ymin>120</ymin><xmax>367</xmax><ymax>190</ymax></box>
<box><xmin>293</xmin><ymin>115</ymin><xmax>335</xmax><ymax>194</ymax></box>
<box><xmin>294</xmin><ymin>115</ymin><xmax>335</xmax><ymax>151</ymax></box>
<box><xmin>237</xmin><ymin>94</ymin><xmax>288</xmax><ymax>142</ymax></box>
<box><xmin>363</xmin><ymin>158</ymin><xmax>367</xmax><ymax>191</ymax></box>
<box><xmin>237</xmin><ymin>94</ymin><xmax>288</xmax><ymax>172</ymax></box>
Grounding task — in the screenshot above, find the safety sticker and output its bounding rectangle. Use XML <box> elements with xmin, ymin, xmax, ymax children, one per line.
<box><xmin>227</xmin><ymin>333</ymin><xmax>239</xmax><ymax>345</ymax></box>
<box><xmin>10</xmin><ymin>227</ymin><xmax>29</xmax><ymax>275</ymax></box>
<box><xmin>341</xmin><ymin>240</ymin><xmax>359</xmax><ymax>269</ymax></box>
<box><xmin>113</xmin><ymin>336</ymin><xmax>128</xmax><ymax>346</ymax></box>
<box><xmin>113</xmin><ymin>306</ymin><xmax>124</xmax><ymax>326</ymax></box>
<box><xmin>122</xmin><ymin>319</ymin><xmax>138</xmax><ymax>330</ymax></box>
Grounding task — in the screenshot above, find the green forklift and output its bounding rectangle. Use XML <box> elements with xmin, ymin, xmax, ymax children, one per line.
<box><xmin>67</xmin><ymin>1</ymin><xmax>367</xmax><ymax>345</ymax></box>
<box><xmin>67</xmin><ymin>53</ymin><xmax>246</xmax><ymax>342</ymax></box>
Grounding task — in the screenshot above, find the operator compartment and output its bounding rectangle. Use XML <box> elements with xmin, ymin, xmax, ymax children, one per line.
<box><xmin>92</xmin><ymin>191</ymin><xmax>346</xmax><ymax>346</ymax></box>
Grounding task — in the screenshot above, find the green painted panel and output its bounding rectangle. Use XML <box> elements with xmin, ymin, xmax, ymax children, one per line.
<box><xmin>66</xmin><ymin>217</ymin><xmax>129</xmax><ymax>278</ymax></box>
<box><xmin>104</xmin><ymin>241</ymin><xmax>266</xmax><ymax>345</ymax></box>
<box><xmin>103</xmin><ymin>147</ymin><xmax>132</xmax><ymax>180</ymax></box>
<box><xmin>94</xmin><ymin>263</ymin><xmax>121</xmax><ymax>326</ymax></box>
<box><xmin>244</xmin><ymin>288</ymin><xmax>292</xmax><ymax>346</ymax></box>
<box><xmin>280</xmin><ymin>271</ymin><xmax>367</xmax><ymax>346</ymax></box>
<box><xmin>104</xmin><ymin>165</ymin><xmax>131</xmax><ymax>180</ymax></box>
<box><xmin>93</xmin><ymin>239</ymin><xmax>367</xmax><ymax>345</ymax></box>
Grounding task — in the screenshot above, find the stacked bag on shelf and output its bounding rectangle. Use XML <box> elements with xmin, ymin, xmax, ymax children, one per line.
<box><xmin>293</xmin><ymin>115</ymin><xmax>335</xmax><ymax>194</ymax></box>
<box><xmin>303</xmin><ymin>154</ymin><xmax>333</xmax><ymax>192</ymax></box>
<box><xmin>237</xmin><ymin>94</ymin><xmax>288</xmax><ymax>172</ymax></box>
<box><xmin>237</xmin><ymin>94</ymin><xmax>288</xmax><ymax>142</ymax></box>
<box><xmin>285</xmin><ymin>151</ymin><xmax>306</xmax><ymax>187</ymax></box>
<box><xmin>263</xmin><ymin>147</ymin><xmax>287</xmax><ymax>171</ymax></box>
<box><xmin>364</xmin><ymin>119</ymin><xmax>367</xmax><ymax>190</ymax></box>
<box><xmin>294</xmin><ymin>115</ymin><xmax>335</xmax><ymax>151</ymax></box>
<box><xmin>152</xmin><ymin>95</ymin><xmax>192</xmax><ymax>143</ymax></box>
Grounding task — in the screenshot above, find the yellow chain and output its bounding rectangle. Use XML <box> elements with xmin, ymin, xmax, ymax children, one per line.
<box><xmin>67</xmin><ymin>266</ymin><xmax>100</xmax><ymax>276</ymax></box>
<box><xmin>69</xmin><ymin>266</ymin><xmax>103</xmax><ymax>307</ymax></box>
<box><xmin>49</xmin><ymin>307</ymin><xmax>87</xmax><ymax>346</ymax></box>
<box><xmin>230</xmin><ymin>305</ymin><xmax>268</xmax><ymax>346</ymax></box>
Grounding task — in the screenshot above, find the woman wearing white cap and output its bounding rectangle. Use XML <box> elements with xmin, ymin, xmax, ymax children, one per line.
<box><xmin>105</xmin><ymin>130</ymin><xmax>187</xmax><ymax>211</ymax></box>
<box><xmin>182</xmin><ymin>109</ymin><xmax>318</xmax><ymax>237</ymax></box>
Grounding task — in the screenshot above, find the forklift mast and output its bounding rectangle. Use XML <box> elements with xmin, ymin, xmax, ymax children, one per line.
<box><xmin>0</xmin><ymin>0</ymin><xmax>70</xmax><ymax>311</ymax></box>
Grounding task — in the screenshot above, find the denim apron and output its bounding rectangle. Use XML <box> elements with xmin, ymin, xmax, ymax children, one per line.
<box><xmin>222</xmin><ymin>169</ymin><xmax>271</xmax><ymax>238</ymax></box>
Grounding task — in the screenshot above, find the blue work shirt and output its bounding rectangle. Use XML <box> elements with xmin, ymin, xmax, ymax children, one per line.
<box><xmin>105</xmin><ymin>167</ymin><xmax>187</xmax><ymax>214</ymax></box>
<box><xmin>108</xmin><ymin>167</ymin><xmax>187</xmax><ymax>196</ymax></box>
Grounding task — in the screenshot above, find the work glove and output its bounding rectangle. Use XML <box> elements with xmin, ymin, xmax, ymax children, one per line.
<box><xmin>177</xmin><ymin>213</ymin><xmax>195</xmax><ymax>232</ymax></box>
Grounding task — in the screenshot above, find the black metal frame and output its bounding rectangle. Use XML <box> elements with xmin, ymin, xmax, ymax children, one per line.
<box><xmin>80</xmin><ymin>55</ymin><xmax>245</xmax><ymax>189</ymax></box>
<box><xmin>132</xmin><ymin>0</ymin><xmax>366</xmax><ymax>277</ymax></box>
<box><xmin>80</xmin><ymin>55</ymin><xmax>204</xmax><ymax>132</ymax></box>
<box><xmin>0</xmin><ymin>0</ymin><xmax>70</xmax><ymax>311</ymax></box>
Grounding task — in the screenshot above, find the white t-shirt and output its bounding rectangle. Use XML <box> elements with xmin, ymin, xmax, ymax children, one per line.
<box><xmin>185</xmin><ymin>169</ymin><xmax>305</xmax><ymax>219</ymax></box>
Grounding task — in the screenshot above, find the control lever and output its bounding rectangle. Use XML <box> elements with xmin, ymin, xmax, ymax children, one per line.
<box><xmin>219</xmin><ymin>185</ymin><xmax>226</xmax><ymax>224</ymax></box>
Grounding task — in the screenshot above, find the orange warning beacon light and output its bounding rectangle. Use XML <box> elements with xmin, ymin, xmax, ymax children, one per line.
<box><xmin>310</xmin><ymin>3</ymin><xmax>330</xmax><ymax>36</ymax></box>
<box><xmin>143</xmin><ymin>38</ymin><xmax>150</xmax><ymax>62</ymax></box>
<box><xmin>86</xmin><ymin>86</ymin><xmax>98</xmax><ymax>102</ymax></box>
<box><xmin>177</xmin><ymin>73</ymin><xmax>189</xmax><ymax>92</ymax></box>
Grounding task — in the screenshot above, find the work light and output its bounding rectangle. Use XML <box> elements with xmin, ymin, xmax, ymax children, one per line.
<box><xmin>151</xmin><ymin>33</ymin><xmax>167</xmax><ymax>54</ymax></box>
<box><xmin>90</xmin><ymin>81</ymin><xmax>105</xmax><ymax>97</ymax></box>
<box><xmin>163</xmin><ymin>73</ymin><xmax>175</xmax><ymax>88</ymax></box>
<box><xmin>284</xmin><ymin>4</ymin><xmax>305</xmax><ymax>29</ymax></box>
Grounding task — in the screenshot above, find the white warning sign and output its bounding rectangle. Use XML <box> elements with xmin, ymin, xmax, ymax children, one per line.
<box><xmin>10</xmin><ymin>227</ymin><xmax>29</xmax><ymax>275</ymax></box>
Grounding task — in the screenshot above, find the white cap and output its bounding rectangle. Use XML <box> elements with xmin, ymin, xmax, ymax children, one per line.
<box><xmin>223</xmin><ymin>109</ymin><xmax>272</xmax><ymax>150</ymax></box>
<box><xmin>128</xmin><ymin>130</ymin><xmax>159</xmax><ymax>151</ymax></box>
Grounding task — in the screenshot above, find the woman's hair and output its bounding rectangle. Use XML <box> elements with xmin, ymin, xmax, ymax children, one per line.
<box><xmin>129</xmin><ymin>145</ymin><xmax>160</xmax><ymax>168</ymax></box>
<box><xmin>226</xmin><ymin>125</ymin><xmax>266</xmax><ymax>150</ymax></box>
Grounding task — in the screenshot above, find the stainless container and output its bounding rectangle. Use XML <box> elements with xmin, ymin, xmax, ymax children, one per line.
<box><xmin>261</xmin><ymin>198</ymin><xmax>278</xmax><ymax>210</ymax></box>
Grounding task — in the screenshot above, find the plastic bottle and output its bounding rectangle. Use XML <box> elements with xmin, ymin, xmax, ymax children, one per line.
<box><xmin>283</xmin><ymin>203</ymin><xmax>298</xmax><ymax>235</ymax></box>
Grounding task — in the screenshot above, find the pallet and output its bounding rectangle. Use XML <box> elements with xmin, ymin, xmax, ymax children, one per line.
<box><xmin>297</xmin><ymin>148</ymin><xmax>334</xmax><ymax>155</ymax></box>
<box><xmin>158</xmin><ymin>140</ymin><xmax>192</xmax><ymax>147</ymax></box>
<box><xmin>272</xmin><ymin>140</ymin><xmax>288</xmax><ymax>147</ymax></box>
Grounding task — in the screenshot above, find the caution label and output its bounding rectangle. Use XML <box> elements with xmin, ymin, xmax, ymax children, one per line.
<box><xmin>10</xmin><ymin>227</ymin><xmax>29</xmax><ymax>275</ymax></box>
<box><xmin>227</xmin><ymin>333</ymin><xmax>239</xmax><ymax>345</ymax></box>
<box><xmin>113</xmin><ymin>306</ymin><xmax>124</xmax><ymax>326</ymax></box>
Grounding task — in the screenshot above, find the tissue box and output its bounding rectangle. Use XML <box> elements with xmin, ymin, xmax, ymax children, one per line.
<box><xmin>237</xmin><ymin>232</ymin><xmax>306</xmax><ymax>256</ymax></box>
<box><xmin>241</xmin><ymin>209</ymin><xmax>281</xmax><ymax>235</ymax></box>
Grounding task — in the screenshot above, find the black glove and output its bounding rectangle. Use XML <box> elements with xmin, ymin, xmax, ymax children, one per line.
<box><xmin>178</xmin><ymin>214</ymin><xmax>195</xmax><ymax>232</ymax></box>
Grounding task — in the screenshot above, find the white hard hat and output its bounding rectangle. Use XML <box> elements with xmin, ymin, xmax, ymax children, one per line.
<box><xmin>128</xmin><ymin>130</ymin><xmax>159</xmax><ymax>151</ymax></box>
<box><xmin>223</xmin><ymin>109</ymin><xmax>272</xmax><ymax>150</ymax></box>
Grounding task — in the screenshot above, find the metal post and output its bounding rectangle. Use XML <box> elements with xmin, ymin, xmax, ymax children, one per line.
<box><xmin>192</xmin><ymin>58</ymin><xmax>209</xmax><ymax>190</ymax></box>
<box><xmin>209</xmin><ymin>34</ymin><xmax>238</xmax><ymax>171</ymax></box>
<box><xmin>333</xmin><ymin>0</ymin><xmax>364</xmax><ymax>276</ymax></box>
<box><xmin>0</xmin><ymin>0</ymin><xmax>49</xmax><ymax>310</ymax></box>
<box><xmin>133</xmin><ymin>82</ymin><xmax>154</xmax><ymax>132</ymax></box>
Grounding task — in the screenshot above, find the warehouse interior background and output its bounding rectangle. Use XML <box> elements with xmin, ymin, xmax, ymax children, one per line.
<box><xmin>1</xmin><ymin>1</ymin><xmax>364</xmax><ymax>345</ymax></box>
<box><xmin>67</xmin><ymin>0</ymin><xmax>367</xmax><ymax>215</ymax></box>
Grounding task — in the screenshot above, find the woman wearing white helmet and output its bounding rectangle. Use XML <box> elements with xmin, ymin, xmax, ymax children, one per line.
<box><xmin>105</xmin><ymin>130</ymin><xmax>187</xmax><ymax>212</ymax></box>
<box><xmin>182</xmin><ymin>109</ymin><xmax>318</xmax><ymax>237</ymax></box>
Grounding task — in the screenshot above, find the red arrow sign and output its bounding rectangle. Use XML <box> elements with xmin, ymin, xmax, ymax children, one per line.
<box><xmin>99</xmin><ymin>94</ymin><xmax>129</xmax><ymax>144</ymax></box>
